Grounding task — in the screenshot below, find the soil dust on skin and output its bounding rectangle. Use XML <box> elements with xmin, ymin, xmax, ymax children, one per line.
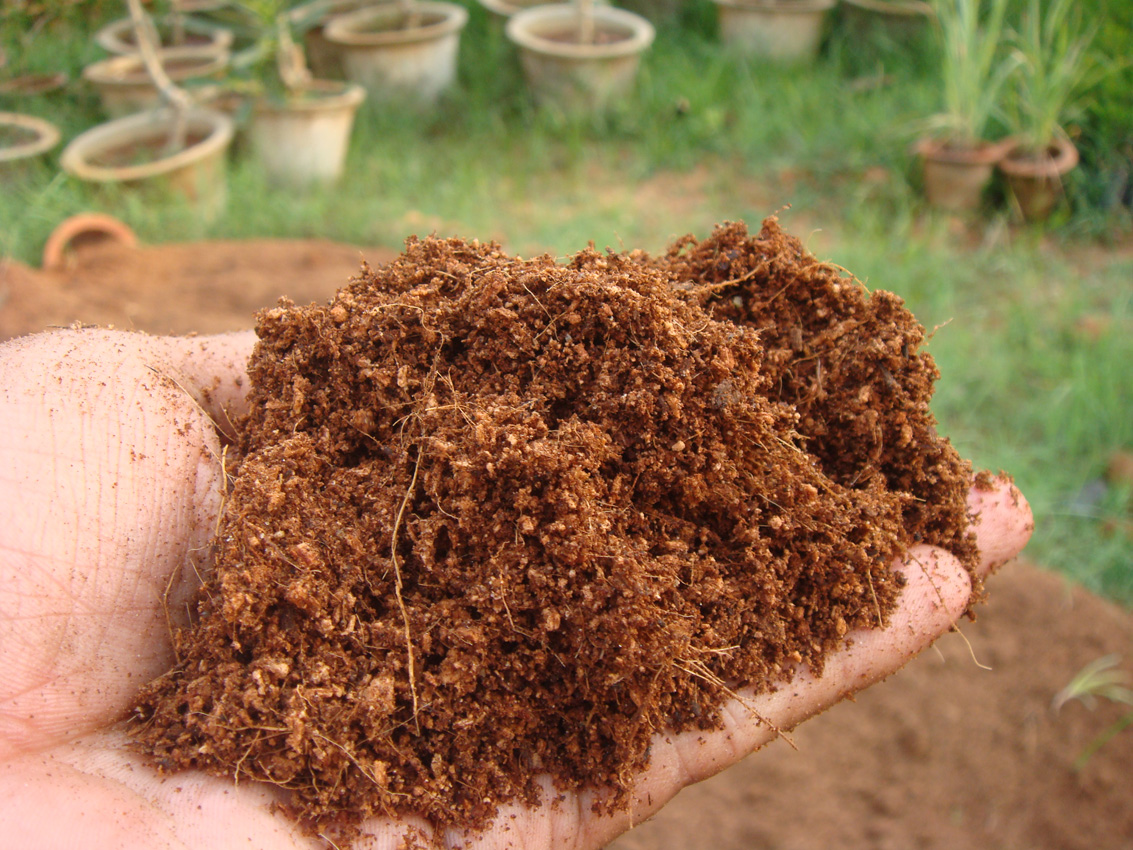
<box><xmin>130</xmin><ymin>218</ymin><xmax>980</xmax><ymax>841</ymax></box>
<box><xmin>0</xmin><ymin>222</ymin><xmax>1130</xmax><ymax>850</ymax></box>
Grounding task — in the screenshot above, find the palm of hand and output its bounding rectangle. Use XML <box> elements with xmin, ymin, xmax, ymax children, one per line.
<box><xmin>0</xmin><ymin>330</ymin><xmax>1032</xmax><ymax>850</ymax></box>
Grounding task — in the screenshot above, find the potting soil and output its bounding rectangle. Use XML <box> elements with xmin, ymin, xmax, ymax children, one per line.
<box><xmin>131</xmin><ymin>218</ymin><xmax>979</xmax><ymax>839</ymax></box>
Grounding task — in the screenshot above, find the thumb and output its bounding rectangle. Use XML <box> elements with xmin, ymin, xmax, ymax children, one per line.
<box><xmin>145</xmin><ymin>330</ymin><xmax>258</xmax><ymax>437</ymax></box>
<box><xmin>0</xmin><ymin>329</ymin><xmax>251</xmax><ymax>757</ymax></box>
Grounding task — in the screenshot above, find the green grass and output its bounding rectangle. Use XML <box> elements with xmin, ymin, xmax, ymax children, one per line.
<box><xmin>2</xmin><ymin>0</ymin><xmax>1131</xmax><ymax>602</ymax></box>
<box><xmin>827</xmin><ymin>215</ymin><xmax>1133</xmax><ymax>602</ymax></box>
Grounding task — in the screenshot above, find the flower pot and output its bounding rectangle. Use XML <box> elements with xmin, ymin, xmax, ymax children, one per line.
<box><xmin>173</xmin><ymin>0</ymin><xmax>232</xmax><ymax>10</ymax></box>
<box><xmin>292</xmin><ymin>0</ymin><xmax>395</xmax><ymax>80</ymax></box>
<box><xmin>82</xmin><ymin>47</ymin><xmax>231</xmax><ymax>118</ymax></box>
<box><xmin>479</xmin><ymin>0</ymin><xmax>575</xmax><ymax>16</ymax></box>
<box><xmin>713</xmin><ymin>0</ymin><xmax>836</xmax><ymax>61</ymax></box>
<box><xmin>41</xmin><ymin>213</ymin><xmax>139</xmax><ymax>271</ymax></box>
<box><xmin>915</xmin><ymin>136</ymin><xmax>1007</xmax><ymax>212</ymax></box>
<box><xmin>246</xmin><ymin>80</ymin><xmax>366</xmax><ymax>188</ymax></box>
<box><xmin>60</xmin><ymin>108</ymin><xmax>234</xmax><ymax>221</ymax></box>
<box><xmin>839</xmin><ymin>0</ymin><xmax>933</xmax><ymax>44</ymax></box>
<box><xmin>94</xmin><ymin>14</ymin><xmax>234</xmax><ymax>56</ymax></box>
<box><xmin>505</xmin><ymin>4</ymin><xmax>655</xmax><ymax>112</ymax></box>
<box><xmin>323</xmin><ymin>2</ymin><xmax>469</xmax><ymax>106</ymax></box>
<box><xmin>0</xmin><ymin>72</ymin><xmax>69</xmax><ymax>97</ymax></box>
<box><xmin>997</xmin><ymin>136</ymin><xmax>1079</xmax><ymax>222</ymax></box>
<box><xmin>0</xmin><ymin>111</ymin><xmax>61</xmax><ymax>179</ymax></box>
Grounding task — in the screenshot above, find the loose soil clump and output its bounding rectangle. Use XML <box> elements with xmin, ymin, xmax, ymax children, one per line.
<box><xmin>132</xmin><ymin>218</ymin><xmax>979</xmax><ymax>840</ymax></box>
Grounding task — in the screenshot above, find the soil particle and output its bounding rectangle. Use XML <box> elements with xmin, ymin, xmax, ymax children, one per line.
<box><xmin>131</xmin><ymin>218</ymin><xmax>977</xmax><ymax>841</ymax></box>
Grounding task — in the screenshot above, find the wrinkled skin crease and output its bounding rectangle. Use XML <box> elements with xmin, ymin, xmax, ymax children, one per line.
<box><xmin>0</xmin><ymin>329</ymin><xmax>1033</xmax><ymax>850</ymax></box>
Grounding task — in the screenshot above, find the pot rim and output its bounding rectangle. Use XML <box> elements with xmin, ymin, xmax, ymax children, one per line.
<box><xmin>323</xmin><ymin>2</ymin><xmax>469</xmax><ymax>47</ymax></box>
<box><xmin>914</xmin><ymin>135</ymin><xmax>1010</xmax><ymax>166</ymax></box>
<box><xmin>95</xmin><ymin>14</ymin><xmax>234</xmax><ymax>56</ymax></box>
<box><xmin>841</xmin><ymin>0</ymin><xmax>933</xmax><ymax>16</ymax></box>
<box><xmin>0</xmin><ymin>71</ymin><xmax>69</xmax><ymax>97</ymax></box>
<box><xmin>0</xmin><ymin>111</ymin><xmax>62</xmax><ymax>162</ymax></box>
<box><xmin>479</xmin><ymin>0</ymin><xmax>589</xmax><ymax>16</ymax></box>
<box><xmin>998</xmin><ymin>136</ymin><xmax>1079</xmax><ymax>179</ymax></box>
<box><xmin>506</xmin><ymin>4</ymin><xmax>655</xmax><ymax>59</ymax></box>
<box><xmin>60</xmin><ymin>107</ymin><xmax>234</xmax><ymax>183</ymax></box>
<box><xmin>82</xmin><ymin>46</ymin><xmax>231</xmax><ymax>86</ymax></box>
<box><xmin>252</xmin><ymin>79</ymin><xmax>366</xmax><ymax>115</ymax></box>
<box><xmin>712</xmin><ymin>0</ymin><xmax>838</xmax><ymax>12</ymax></box>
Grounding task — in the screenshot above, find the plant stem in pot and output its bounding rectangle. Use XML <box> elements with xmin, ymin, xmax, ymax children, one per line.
<box><xmin>578</xmin><ymin>0</ymin><xmax>595</xmax><ymax>44</ymax></box>
<box><xmin>126</xmin><ymin>0</ymin><xmax>193</xmax><ymax>153</ymax></box>
<box><xmin>400</xmin><ymin>0</ymin><xmax>423</xmax><ymax>30</ymax></box>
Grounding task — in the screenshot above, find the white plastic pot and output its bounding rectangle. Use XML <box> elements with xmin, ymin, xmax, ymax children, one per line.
<box><xmin>713</xmin><ymin>0</ymin><xmax>836</xmax><ymax>61</ymax></box>
<box><xmin>292</xmin><ymin>0</ymin><xmax>394</xmax><ymax>79</ymax></box>
<box><xmin>94</xmin><ymin>14</ymin><xmax>234</xmax><ymax>56</ymax></box>
<box><xmin>247</xmin><ymin>81</ymin><xmax>366</xmax><ymax>188</ymax></box>
<box><xmin>323</xmin><ymin>1</ymin><xmax>469</xmax><ymax>106</ymax></box>
<box><xmin>505</xmin><ymin>4</ymin><xmax>655</xmax><ymax>112</ymax></box>
<box><xmin>82</xmin><ymin>46</ymin><xmax>231</xmax><ymax>118</ymax></box>
<box><xmin>0</xmin><ymin>111</ymin><xmax>62</xmax><ymax>174</ymax></box>
<box><xmin>479</xmin><ymin>0</ymin><xmax>561</xmax><ymax>16</ymax></box>
<box><xmin>61</xmin><ymin>108</ymin><xmax>234</xmax><ymax>221</ymax></box>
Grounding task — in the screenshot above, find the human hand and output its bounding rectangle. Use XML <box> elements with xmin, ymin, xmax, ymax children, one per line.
<box><xmin>0</xmin><ymin>328</ymin><xmax>1032</xmax><ymax>849</ymax></box>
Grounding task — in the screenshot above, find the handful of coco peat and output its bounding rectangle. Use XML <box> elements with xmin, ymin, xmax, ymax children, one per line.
<box><xmin>133</xmin><ymin>218</ymin><xmax>978</xmax><ymax>839</ymax></box>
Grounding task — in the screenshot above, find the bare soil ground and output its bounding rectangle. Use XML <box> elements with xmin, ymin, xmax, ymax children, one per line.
<box><xmin>1</xmin><ymin>236</ymin><xmax>1130</xmax><ymax>850</ymax></box>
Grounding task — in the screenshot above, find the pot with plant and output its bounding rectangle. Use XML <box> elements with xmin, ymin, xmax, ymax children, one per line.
<box><xmin>63</xmin><ymin>0</ymin><xmax>235</xmax><ymax>220</ymax></box>
<box><xmin>711</xmin><ymin>0</ymin><xmax>837</xmax><ymax>62</ymax></box>
<box><xmin>321</xmin><ymin>0</ymin><xmax>469</xmax><ymax>107</ymax></box>
<box><xmin>838</xmin><ymin>0</ymin><xmax>934</xmax><ymax>47</ymax></box>
<box><xmin>287</xmin><ymin>0</ymin><xmax>393</xmax><ymax>80</ymax></box>
<box><xmin>95</xmin><ymin>0</ymin><xmax>235</xmax><ymax>55</ymax></box>
<box><xmin>997</xmin><ymin>0</ymin><xmax>1100</xmax><ymax>222</ymax></box>
<box><xmin>915</xmin><ymin>0</ymin><xmax>1017</xmax><ymax>212</ymax></box>
<box><xmin>83</xmin><ymin>45</ymin><xmax>232</xmax><ymax>118</ymax></box>
<box><xmin>223</xmin><ymin>0</ymin><xmax>367</xmax><ymax>188</ymax></box>
<box><xmin>505</xmin><ymin>0</ymin><xmax>655</xmax><ymax>113</ymax></box>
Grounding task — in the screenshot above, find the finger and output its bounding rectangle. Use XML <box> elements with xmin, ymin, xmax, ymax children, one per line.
<box><xmin>0</xmin><ymin>329</ymin><xmax>226</xmax><ymax>756</ymax></box>
<box><xmin>617</xmin><ymin>479</ymin><xmax>1035</xmax><ymax>836</ymax></box>
<box><xmin>968</xmin><ymin>475</ymin><xmax>1034</xmax><ymax>578</ymax></box>
<box><xmin>145</xmin><ymin>330</ymin><xmax>257</xmax><ymax>438</ymax></box>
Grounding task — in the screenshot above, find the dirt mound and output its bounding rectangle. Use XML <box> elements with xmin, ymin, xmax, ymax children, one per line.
<box><xmin>0</xmin><ymin>237</ymin><xmax>394</xmax><ymax>339</ymax></box>
<box><xmin>130</xmin><ymin>220</ymin><xmax>975</xmax><ymax>838</ymax></box>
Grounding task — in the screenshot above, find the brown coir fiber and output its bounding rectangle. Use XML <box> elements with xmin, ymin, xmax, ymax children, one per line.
<box><xmin>132</xmin><ymin>218</ymin><xmax>978</xmax><ymax>838</ymax></box>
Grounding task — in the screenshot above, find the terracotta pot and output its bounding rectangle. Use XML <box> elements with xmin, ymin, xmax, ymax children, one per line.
<box><xmin>94</xmin><ymin>14</ymin><xmax>234</xmax><ymax>56</ymax></box>
<box><xmin>0</xmin><ymin>111</ymin><xmax>61</xmax><ymax>177</ymax></box>
<box><xmin>60</xmin><ymin>108</ymin><xmax>234</xmax><ymax>222</ymax></box>
<box><xmin>323</xmin><ymin>2</ymin><xmax>469</xmax><ymax>106</ymax></box>
<box><xmin>713</xmin><ymin>0</ymin><xmax>837</xmax><ymax>61</ymax></box>
<box><xmin>82</xmin><ymin>46</ymin><xmax>231</xmax><ymax>118</ymax></box>
<box><xmin>997</xmin><ymin>136</ymin><xmax>1080</xmax><ymax>222</ymax></box>
<box><xmin>247</xmin><ymin>80</ymin><xmax>366</xmax><ymax>188</ymax></box>
<box><xmin>505</xmin><ymin>3</ymin><xmax>655</xmax><ymax>112</ymax></box>
<box><xmin>41</xmin><ymin>213</ymin><xmax>139</xmax><ymax>271</ymax></box>
<box><xmin>915</xmin><ymin>136</ymin><xmax>1007</xmax><ymax>212</ymax></box>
